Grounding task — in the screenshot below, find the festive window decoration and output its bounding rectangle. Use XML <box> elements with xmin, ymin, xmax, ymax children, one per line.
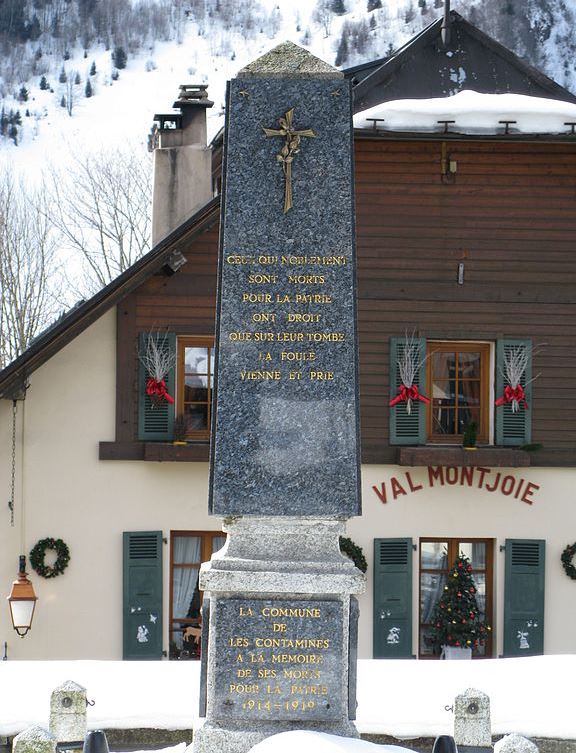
<box><xmin>29</xmin><ymin>538</ymin><xmax>70</xmax><ymax>579</ymax></box>
<box><xmin>426</xmin><ymin>552</ymin><xmax>491</xmax><ymax>652</ymax></box>
<box><xmin>389</xmin><ymin>332</ymin><xmax>430</xmax><ymax>415</ymax></box>
<box><xmin>139</xmin><ymin>330</ymin><xmax>176</xmax><ymax>407</ymax></box>
<box><xmin>495</xmin><ymin>343</ymin><xmax>541</xmax><ymax>413</ymax></box>
<box><xmin>561</xmin><ymin>543</ymin><xmax>576</xmax><ymax>580</ymax></box>
<box><xmin>339</xmin><ymin>536</ymin><xmax>368</xmax><ymax>573</ymax></box>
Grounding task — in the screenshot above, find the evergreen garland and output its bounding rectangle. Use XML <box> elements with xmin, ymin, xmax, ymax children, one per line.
<box><xmin>561</xmin><ymin>543</ymin><xmax>576</xmax><ymax>580</ymax></box>
<box><xmin>30</xmin><ymin>538</ymin><xmax>70</xmax><ymax>578</ymax></box>
<box><xmin>427</xmin><ymin>553</ymin><xmax>490</xmax><ymax>652</ymax></box>
<box><xmin>339</xmin><ymin>536</ymin><xmax>368</xmax><ymax>573</ymax></box>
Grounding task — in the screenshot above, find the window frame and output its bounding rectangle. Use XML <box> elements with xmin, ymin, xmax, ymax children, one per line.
<box><xmin>418</xmin><ymin>536</ymin><xmax>494</xmax><ymax>659</ymax></box>
<box><xmin>176</xmin><ymin>336</ymin><xmax>215</xmax><ymax>441</ymax></box>
<box><xmin>426</xmin><ymin>341</ymin><xmax>491</xmax><ymax>445</ymax></box>
<box><xmin>169</xmin><ymin>530</ymin><xmax>225</xmax><ymax>659</ymax></box>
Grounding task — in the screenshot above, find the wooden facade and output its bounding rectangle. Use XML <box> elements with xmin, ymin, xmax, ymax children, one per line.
<box><xmin>102</xmin><ymin>135</ymin><xmax>576</xmax><ymax>468</ymax></box>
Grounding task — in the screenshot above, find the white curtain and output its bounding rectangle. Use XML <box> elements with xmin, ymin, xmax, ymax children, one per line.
<box><xmin>172</xmin><ymin>537</ymin><xmax>202</xmax><ymax>619</ymax></box>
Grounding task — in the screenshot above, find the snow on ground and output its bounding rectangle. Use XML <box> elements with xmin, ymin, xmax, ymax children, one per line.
<box><xmin>249</xmin><ymin>731</ymin><xmax>414</xmax><ymax>753</ymax></box>
<box><xmin>1</xmin><ymin>656</ymin><xmax>575</xmax><ymax>740</ymax></box>
<box><xmin>353</xmin><ymin>90</ymin><xmax>576</xmax><ymax>134</ymax></box>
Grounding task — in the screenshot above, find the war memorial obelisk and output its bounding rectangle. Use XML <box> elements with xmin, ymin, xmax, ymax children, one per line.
<box><xmin>193</xmin><ymin>42</ymin><xmax>364</xmax><ymax>753</ymax></box>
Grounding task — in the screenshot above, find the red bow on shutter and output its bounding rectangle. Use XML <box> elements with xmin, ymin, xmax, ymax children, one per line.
<box><xmin>495</xmin><ymin>384</ymin><xmax>528</xmax><ymax>410</ymax></box>
<box><xmin>389</xmin><ymin>384</ymin><xmax>430</xmax><ymax>408</ymax></box>
<box><xmin>146</xmin><ymin>377</ymin><xmax>175</xmax><ymax>404</ymax></box>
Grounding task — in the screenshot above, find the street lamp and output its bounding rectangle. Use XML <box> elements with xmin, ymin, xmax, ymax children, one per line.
<box><xmin>7</xmin><ymin>555</ymin><xmax>37</xmax><ymax>637</ymax></box>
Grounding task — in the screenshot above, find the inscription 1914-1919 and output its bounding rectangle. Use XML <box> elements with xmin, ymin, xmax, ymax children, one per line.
<box><xmin>213</xmin><ymin>598</ymin><xmax>344</xmax><ymax>722</ymax></box>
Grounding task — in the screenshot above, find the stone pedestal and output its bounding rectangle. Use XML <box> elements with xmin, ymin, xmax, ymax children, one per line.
<box><xmin>49</xmin><ymin>680</ymin><xmax>87</xmax><ymax>744</ymax></box>
<box><xmin>192</xmin><ymin>518</ymin><xmax>365</xmax><ymax>753</ymax></box>
<box><xmin>454</xmin><ymin>688</ymin><xmax>492</xmax><ymax>753</ymax></box>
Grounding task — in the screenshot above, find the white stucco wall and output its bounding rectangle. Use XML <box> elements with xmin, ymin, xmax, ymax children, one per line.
<box><xmin>1</xmin><ymin>310</ymin><xmax>574</xmax><ymax>660</ymax></box>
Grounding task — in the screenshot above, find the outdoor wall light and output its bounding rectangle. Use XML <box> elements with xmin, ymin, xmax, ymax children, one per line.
<box><xmin>7</xmin><ymin>555</ymin><xmax>38</xmax><ymax>637</ymax></box>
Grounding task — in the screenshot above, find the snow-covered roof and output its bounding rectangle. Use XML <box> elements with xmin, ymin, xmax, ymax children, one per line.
<box><xmin>354</xmin><ymin>90</ymin><xmax>576</xmax><ymax>136</ymax></box>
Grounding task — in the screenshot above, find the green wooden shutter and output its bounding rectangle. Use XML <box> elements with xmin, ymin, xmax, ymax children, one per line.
<box><xmin>373</xmin><ymin>538</ymin><xmax>413</xmax><ymax>658</ymax></box>
<box><xmin>495</xmin><ymin>339</ymin><xmax>532</xmax><ymax>446</ymax></box>
<box><xmin>503</xmin><ymin>539</ymin><xmax>545</xmax><ymax>657</ymax></box>
<box><xmin>123</xmin><ymin>531</ymin><xmax>163</xmax><ymax>660</ymax></box>
<box><xmin>389</xmin><ymin>337</ymin><xmax>427</xmax><ymax>445</ymax></box>
<box><xmin>138</xmin><ymin>332</ymin><xmax>176</xmax><ymax>440</ymax></box>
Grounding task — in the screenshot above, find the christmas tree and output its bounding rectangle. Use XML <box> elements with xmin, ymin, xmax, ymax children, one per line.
<box><xmin>427</xmin><ymin>553</ymin><xmax>490</xmax><ymax>653</ymax></box>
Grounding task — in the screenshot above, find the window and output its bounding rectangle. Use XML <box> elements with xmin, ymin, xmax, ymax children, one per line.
<box><xmin>169</xmin><ymin>530</ymin><xmax>225</xmax><ymax>659</ymax></box>
<box><xmin>176</xmin><ymin>337</ymin><xmax>215</xmax><ymax>440</ymax></box>
<box><xmin>419</xmin><ymin>537</ymin><xmax>493</xmax><ymax>658</ymax></box>
<box><xmin>138</xmin><ymin>334</ymin><xmax>215</xmax><ymax>443</ymax></box>
<box><xmin>427</xmin><ymin>342</ymin><xmax>490</xmax><ymax>444</ymax></box>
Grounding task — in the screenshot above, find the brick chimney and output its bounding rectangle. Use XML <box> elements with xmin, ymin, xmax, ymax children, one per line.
<box><xmin>151</xmin><ymin>84</ymin><xmax>214</xmax><ymax>246</ymax></box>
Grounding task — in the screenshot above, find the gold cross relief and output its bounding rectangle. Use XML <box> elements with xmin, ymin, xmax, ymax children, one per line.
<box><xmin>262</xmin><ymin>108</ymin><xmax>316</xmax><ymax>213</ymax></box>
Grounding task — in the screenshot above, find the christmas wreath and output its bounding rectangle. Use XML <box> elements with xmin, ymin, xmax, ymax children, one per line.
<box><xmin>339</xmin><ymin>536</ymin><xmax>368</xmax><ymax>573</ymax></box>
<box><xmin>561</xmin><ymin>543</ymin><xmax>576</xmax><ymax>580</ymax></box>
<box><xmin>30</xmin><ymin>538</ymin><xmax>70</xmax><ymax>578</ymax></box>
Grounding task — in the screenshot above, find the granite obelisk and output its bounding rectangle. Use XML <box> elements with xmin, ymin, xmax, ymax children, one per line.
<box><xmin>193</xmin><ymin>42</ymin><xmax>364</xmax><ymax>753</ymax></box>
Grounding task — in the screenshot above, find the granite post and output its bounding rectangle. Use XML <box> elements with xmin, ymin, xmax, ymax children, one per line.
<box><xmin>192</xmin><ymin>42</ymin><xmax>364</xmax><ymax>753</ymax></box>
<box><xmin>454</xmin><ymin>688</ymin><xmax>492</xmax><ymax>753</ymax></box>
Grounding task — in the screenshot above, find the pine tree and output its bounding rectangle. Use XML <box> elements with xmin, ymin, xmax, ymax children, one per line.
<box><xmin>85</xmin><ymin>79</ymin><xmax>93</xmax><ymax>98</ymax></box>
<box><xmin>18</xmin><ymin>86</ymin><xmax>29</xmax><ymax>102</ymax></box>
<box><xmin>112</xmin><ymin>46</ymin><xmax>127</xmax><ymax>69</ymax></box>
<box><xmin>60</xmin><ymin>95</ymin><xmax>67</xmax><ymax>109</ymax></box>
<box><xmin>89</xmin><ymin>61</ymin><xmax>96</xmax><ymax>76</ymax></box>
<box><xmin>427</xmin><ymin>553</ymin><xmax>490</xmax><ymax>653</ymax></box>
<box><xmin>331</xmin><ymin>0</ymin><xmax>346</xmax><ymax>14</ymax></box>
<box><xmin>59</xmin><ymin>67</ymin><xmax>67</xmax><ymax>83</ymax></box>
<box><xmin>335</xmin><ymin>31</ymin><xmax>349</xmax><ymax>66</ymax></box>
<box><xmin>39</xmin><ymin>75</ymin><xmax>49</xmax><ymax>90</ymax></box>
<box><xmin>367</xmin><ymin>0</ymin><xmax>382</xmax><ymax>10</ymax></box>
<box><xmin>369</xmin><ymin>15</ymin><xmax>376</xmax><ymax>29</ymax></box>
<box><xmin>8</xmin><ymin>123</ymin><xmax>18</xmax><ymax>145</ymax></box>
<box><xmin>74</xmin><ymin>71</ymin><xmax>81</xmax><ymax>85</ymax></box>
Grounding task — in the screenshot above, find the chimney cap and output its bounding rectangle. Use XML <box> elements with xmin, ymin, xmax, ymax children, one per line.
<box><xmin>174</xmin><ymin>83</ymin><xmax>214</xmax><ymax>109</ymax></box>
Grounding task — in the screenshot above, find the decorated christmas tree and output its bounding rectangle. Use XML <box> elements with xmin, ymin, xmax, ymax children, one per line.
<box><xmin>428</xmin><ymin>553</ymin><xmax>490</xmax><ymax>653</ymax></box>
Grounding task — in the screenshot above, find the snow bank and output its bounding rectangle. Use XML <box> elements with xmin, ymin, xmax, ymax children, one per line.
<box><xmin>248</xmin><ymin>731</ymin><xmax>414</xmax><ymax>753</ymax></box>
<box><xmin>1</xmin><ymin>656</ymin><xmax>575</xmax><ymax>740</ymax></box>
<box><xmin>354</xmin><ymin>91</ymin><xmax>576</xmax><ymax>134</ymax></box>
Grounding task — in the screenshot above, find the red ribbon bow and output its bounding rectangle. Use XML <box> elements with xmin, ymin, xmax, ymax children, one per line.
<box><xmin>495</xmin><ymin>384</ymin><xmax>528</xmax><ymax>410</ymax></box>
<box><xmin>389</xmin><ymin>384</ymin><xmax>431</xmax><ymax>408</ymax></box>
<box><xmin>146</xmin><ymin>377</ymin><xmax>175</xmax><ymax>405</ymax></box>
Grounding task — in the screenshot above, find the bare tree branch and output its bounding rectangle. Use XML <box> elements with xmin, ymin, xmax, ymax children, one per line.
<box><xmin>49</xmin><ymin>144</ymin><xmax>152</xmax><ymax>295</ymax></box>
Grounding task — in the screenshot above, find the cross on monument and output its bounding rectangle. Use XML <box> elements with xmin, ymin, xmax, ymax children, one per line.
<box><xmin>262</xmin><ymin>107</ymin><xmax>316</xmax><ymax>213</ymax></box>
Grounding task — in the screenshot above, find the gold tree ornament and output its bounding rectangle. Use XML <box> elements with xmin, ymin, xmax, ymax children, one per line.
<box><xmin>263</xmin><ymin>108</ymin><xmax>316</xmax><ymax>213</ymax></box>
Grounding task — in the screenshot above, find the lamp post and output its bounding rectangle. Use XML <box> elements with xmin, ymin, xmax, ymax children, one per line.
<box><xmin>7</xmin><ymin>555</ymin><xmax>37</xmax><ymax>637</ymax></box>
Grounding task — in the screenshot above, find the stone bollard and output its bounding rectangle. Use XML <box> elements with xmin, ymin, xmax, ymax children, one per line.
<box><xmin>13</xmin><ymin>727</ymin><xmax>57</xmax><ymax>753</ymax></box>
<box><xmin>495</xmin><ymin>734</ymin><xmax>539</xmax><ymax>753</ymax></box>
<box><xmin>49</xmin><ymin>681</ymin><xmax>87</xmax><ymax>744</ymax></box>
<box><xmin>454</xmin><ymin>688</ymin><xmax>492</xmax><ymax>752</ymax></box>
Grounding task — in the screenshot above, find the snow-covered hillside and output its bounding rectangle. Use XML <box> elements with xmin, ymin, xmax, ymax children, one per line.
<box><xmin>2</xmin><ymin>0</ymin><xmax>576</xmax><ymax>180</ymax></box>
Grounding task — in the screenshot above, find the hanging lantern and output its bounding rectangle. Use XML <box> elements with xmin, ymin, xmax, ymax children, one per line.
<box><xmin>7</xmin><ymin>556</ymin><xmax>38</xmax><ymax>637</ymax></box>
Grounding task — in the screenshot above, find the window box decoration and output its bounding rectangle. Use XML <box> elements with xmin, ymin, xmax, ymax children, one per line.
<box><xmin>389</xmin><ymin>332</ymin><xmax>430</xmax><ymax>416</ymax></box>
<box><xmin>495</xmin><ymin>342</ymin><xmax>540</xmax><ymax>413</ymax></box>
<box><xmin>139</xmin><ymin>330</ymin><xmax>176</xmax><ymax>408</ymax></box>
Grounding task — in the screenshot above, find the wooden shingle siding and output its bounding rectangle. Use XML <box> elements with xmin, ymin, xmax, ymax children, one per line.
<box><xmin>355</xmin><ymin>139</ymin><xmax>576</xmax><ymax>465</ymax></box>
<box><xmin>113</xmin><ymin>140</ymin><xmax>576</xmax><ymax>465</ymax></box>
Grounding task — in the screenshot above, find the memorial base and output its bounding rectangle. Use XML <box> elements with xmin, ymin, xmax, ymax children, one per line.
<box><xmin>192</xmin><ymin>719</ymin><xmax>360</xmax><ymax>753</ymax></box>
<box><xmin>192</xmin><ymin>517</ymin><xmax>365</xmax><ymax>753</ymax></box>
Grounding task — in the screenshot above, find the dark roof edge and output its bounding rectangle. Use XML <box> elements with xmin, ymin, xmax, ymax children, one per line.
<box><xmin>0</xmin><ymin>196</ymin><xmax>221</xmax><ymax>399</ymax></box>
<box><xmin>353</xmin><ymin>11</ymin><xmax>576</xmax><ymax>107</ymax></box>
<box><xmin>460</xmin><ymin>18</ymin><xmax>576</xmax><ymax>104</ymax></box>
<box><xmin>352</xmin><ymin>15</ymin><xmax>444</xmax><ymax>102</ymax></box>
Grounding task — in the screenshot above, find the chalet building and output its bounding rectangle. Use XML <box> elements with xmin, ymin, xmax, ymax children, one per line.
<box><xmin>1</xmin><ymin>10</ymin><xmax>576</xmax><ymax>662</ymax></box>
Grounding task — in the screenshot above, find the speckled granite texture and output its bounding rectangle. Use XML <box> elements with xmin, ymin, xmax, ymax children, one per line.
<box><xmin>209</xmin><ymin>49</ymin><xmax>360</xmax><ymax>518</ymax></box>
